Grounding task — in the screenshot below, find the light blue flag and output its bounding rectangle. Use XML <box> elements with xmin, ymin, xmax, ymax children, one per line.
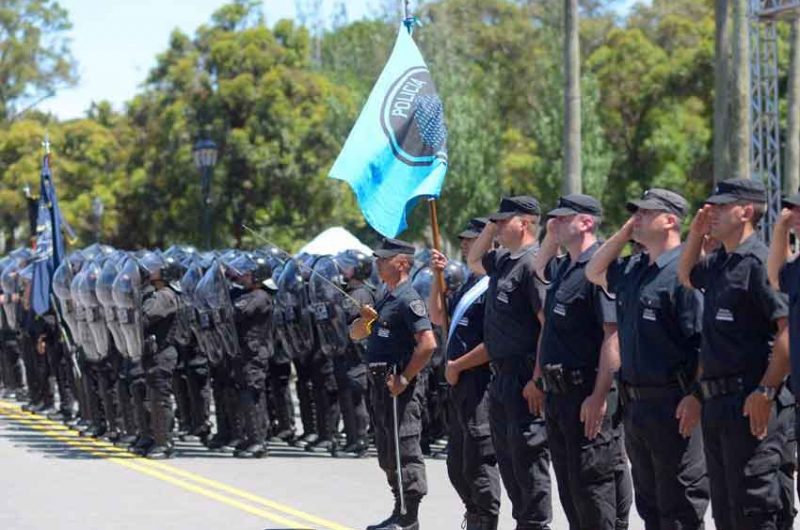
<box><xmin>329</xmin><ymin>25</ymin><xmax>448</xmax><ymax>238</ymax></box>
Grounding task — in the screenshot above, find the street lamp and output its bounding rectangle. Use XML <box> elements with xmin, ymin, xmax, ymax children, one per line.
<box><xmin>91</xmin><ymin>197</ymin><xmax>104</xmax><ymax>242</ymax></box>
<box><xmin>192</xmin><ymin>138</ymin><xmax>218</xmax><ymax>249</ymax></box>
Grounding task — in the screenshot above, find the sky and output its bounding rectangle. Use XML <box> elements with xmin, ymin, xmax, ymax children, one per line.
<box><xmin>39</xmin><ymin>0</ymin><xmax>640</xmax><ymax>120</ymax></box>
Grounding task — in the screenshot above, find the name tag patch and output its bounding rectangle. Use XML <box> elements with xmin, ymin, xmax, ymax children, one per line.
<box><xmin>377</xmin><ymin>327</ymin><xmax>390</xmax><ymax>338</ymax></box>
<box><xmin>642</xmin><ymin>308</ymin><xmax>657</xmax><ymax>321</ymax></box>
<box><xmin>458</xmin><ymin>317</ymin><xmax>469</xmax><ymax>327</ymax></box>
<box><xmin>497</xmin><ymin>291</ymin><xmax>509</xmax><ymax>304</ymax></box>
<box><xmin>715</xmin><ymin>308</ymin><xmax>735</xmax><ymax>322</ymax></box>
<box><xmin>553</xmin><ymin>303</ymin><xmax>567</xmax><ymax>317</ymax></box>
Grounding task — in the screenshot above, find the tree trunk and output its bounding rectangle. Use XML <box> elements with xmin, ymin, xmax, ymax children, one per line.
<box><xmin>713</xmin><ymin>0</ymin><xmax>731</xmax><ymax>184</ymax></box>
<box><xmin>730</xmin><ymin>0</ymin><xmax>751</xmax><ymax>180</ymax></box>
<box><xmin>562</xmin><ymin>0</ymin><xmax>582</xmax><ymax>195</ymax></box>
<box><xmin>785</xmin><ymin>18</ymin><xmax>800</xmax><ymax>195</ymax></box>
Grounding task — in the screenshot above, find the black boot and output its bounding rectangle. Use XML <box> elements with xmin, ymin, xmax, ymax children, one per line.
<box><xmin>475</xmin><ymin>514</ymin><xmax>498</xmax><ymax>530</ymax></box>
<box><xmin>234</xmin><ymin>443</ymin><xmax>268</xmax><ymax>458</ymax></box>
<box><xmin>366</xmin><ymin>499</ymin><xmax>401</xmax><ymax>530</ymax></box>
<box><xmin>380</xmin><ymin>497</ymin><xmax>420</xmax><ymax>530</ymax></box>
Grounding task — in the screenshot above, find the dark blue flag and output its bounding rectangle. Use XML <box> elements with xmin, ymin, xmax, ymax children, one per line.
<box><xmin>31</xmin><ymin>152</ymin><xmax>65</xmax><ymax>315</ymax></box>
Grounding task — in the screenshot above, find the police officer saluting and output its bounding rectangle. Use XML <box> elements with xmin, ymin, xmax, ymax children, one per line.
<box><xmin>356</xmin><ymin>238</ymin><xmax>437</xmax><ymax>530</ymax></box>
<box><xmin>678</xmin><ymin>178</ymin><xmax>795</xmax><ymax>529</ymax></box>
<box><xmin>467</xmin><ymin>196</ymin><xmax>552</xmax><ymax>530</ymax></box>
<box><xmin>586</xmin><ymin>189</ymin><xmax>710</xmax><ymax>529</ymax></box>
<box><xmin>532</xmin><ymin>194</ymin><xmax>632</xmax><ymax>530</ymax></box>
<box><xmin>767</xmin><ymin>190</ymin><xmax>800</xmax><ymax>509</ymax></box>
<box><xmin>428</xmin><ymin>217</ymin><xmax>501</xmax><ymax>530</ymax></box>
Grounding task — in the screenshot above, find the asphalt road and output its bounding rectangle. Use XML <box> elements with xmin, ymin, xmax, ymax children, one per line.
<box><xmin>0</xmin><ymin>399</ymin><xmax>715</xmax><ymax>530</ymax></box>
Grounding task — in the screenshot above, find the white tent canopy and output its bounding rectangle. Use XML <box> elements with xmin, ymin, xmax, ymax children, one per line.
<box><xmin>297</xmin><ymin>226</ymin><xmax>372</xmax><ymax>256</ymax></box>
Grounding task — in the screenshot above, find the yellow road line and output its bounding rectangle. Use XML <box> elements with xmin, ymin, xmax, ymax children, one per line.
<box><xmin>0</xmin><ymin>401</ymin><xmax>354</xmax><ymax>530</ymax></box>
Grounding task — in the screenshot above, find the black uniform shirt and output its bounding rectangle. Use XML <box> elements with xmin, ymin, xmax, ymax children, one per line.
<box><xmin>345</xmin><ymin>283</ymin><xmax>376</xmax><ymax>360</ymax></box>
<box><xmin>778</xmin><ymin>258</ymin><xmax>800</xmax><ymax>399</ymax></box>
<box><xmin>365</xmin><ymin>279</ymin><xmax>431</xmax><ymax>366</ymax></box>
<box><xmin>689</xmin><ymin>234</ymin><xmax>788</xmax><ymax>380</ymax></box>
<box><xmin>447</xmin><ymin>273</ymin><xmax>486</xmax><ymax>361</ymax></box>
<box><xmin>142</xmin><ymin>285</ymin><xmax>180</xmax><ymax>345</ymax></box>
<box><xmin>607</xmin><ymin>245</ymin><xmax>703</xmax><ymax>386</ymax></box>
<box><xmin>539</xmin><ymin>242</ymin><xmax>616</xmax><ymax>370</ymax></box>
<box><xmin>233</xmin><ymin>288</ymin><xmax>273</xmax><ymax>358</ymax></box>
<box><xmin>482</xmin><ymin>244</ymin><xmax>544</xmax><ymax>361</ymax></box>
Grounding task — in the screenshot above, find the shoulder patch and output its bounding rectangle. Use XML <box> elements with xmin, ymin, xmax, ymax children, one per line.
<box><xmin>409</xmin><ymin>299</ymin><xmax>427</xmax><ymax>317</ymax></box>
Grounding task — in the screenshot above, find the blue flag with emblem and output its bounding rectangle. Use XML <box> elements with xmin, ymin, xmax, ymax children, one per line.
<box><xmin>329</xmin><ymin>24</ymin><xmax>448</xmax><ymax>238</ymax></box>
<box><xmin>31</xmin><ymin>150</ymin><xmax>66</xmax><ymax>316</ymax></box>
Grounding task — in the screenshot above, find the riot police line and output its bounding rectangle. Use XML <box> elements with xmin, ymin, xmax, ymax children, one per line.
<box><xmin>0</xmin><ymin>242</ymin><xmax>464</xmax><ymax>461</ymax></box>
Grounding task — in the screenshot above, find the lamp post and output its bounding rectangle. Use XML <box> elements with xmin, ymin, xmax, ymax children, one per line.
<box><xmin>192</xmin><ymin>138</ymin><xmax>218</xmax><ymax>249</ymax></box>
<box><xmin>91</xmin><ymin>196</ymin><xmax>104</xmax><ymax>242</ymax></box>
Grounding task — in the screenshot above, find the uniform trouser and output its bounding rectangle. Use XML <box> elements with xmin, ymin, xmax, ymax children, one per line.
<box><xmin>31</xmin><ymin>338</ymin><xmax>54</xmax><ymax>406</ymax></box>
<box><xmin>293</xmin><ymin>355</ymin><xmax>316</xmax><ymax>436</ymax></box>
<box><xmin>173</xmin><ymin>360</ymin><xmax>192</xmax><ymax>433</ymax></box>
<box><xmin>623</xmin><ymin>391</ymin><xmax>710</xmax><ymax>530</ymax></box>
<box><xmin>45</xmin><ymin>339</ymin><xmax>74</xmax><ymax>412</ymax></box>
<box><xmin>368</xmin><ymin>369</ymin><xmax>428</xmax><ymax>500</ymax></box>
<box><xmin>210</xmin><ymin>360</ymin><xmax>241</xmax><ymax>442</ymax></box>
<box><xmin>545</xmin><ymin>383</ymin><xmax>632</xmax><ymax>530</ymax></box>
<box><xmin>101</xmin><ymin>350</ymin><xmax>124</xmax><ymax>433</ymax></box>
<box><xmin>21</xmin><ymin>335</ymin><xmax>41</xmax><ymax>404</ymax></box>
<box><xmin>116</xmin><ymin>358</ymin><xmax>136</xmax><ymax>436</ymax></box>
<box><xmin>234</xmin><ymin>350</ymin><xmax>269</xmax><ymax>445</ymax></box>
<box><xmin>143</xmin><ymin>346</ymin><xmax>178</xmax><ymax>446</ymax></box>
<box><xmin>269</xmin><ymin>358</ymin><xmax>294</xmax><ymax>435</ymax></box>
<box><xmin>129</xmin><ymin>360</ymin><xmax>150</xmax><ymax>438</ymax></box>
<box><xmin>0</xmin><ymin>336</ymin><xmax>24</xmax><ymax>391</ymax></box>
<box><xmin>703</xmin><ymin>392</ymin><xmax>796</xmax><ymax>530</ymax></box>
<box><xmin>81</xmin><ymin>358</ymin><xmax>106</xmax><ymax>427</ymax></box>
<box><xmin>185</xmin><ymin>360</ymin><xmax>211</xmax><ymax>434</ymax></box>
<box><xmin>311</xmin><ymin>352</ymin><xmax>338</xmax><ymax>441</ymax></box>
<box><xmin>333</xmin><ymin>351</ymin><xmax>369</xmax><ymax>446</ymax></box>
<box><xmin>447</xmin><ymin>368</ymin><xmax>501</xmax><ymax>518</ymax></box>
<box><xmin>488</xmin><ymin>359</ymin><xmax>552</xmax><ymax>530</ymax></box>
<box><xmin>423</xmin><ymin>360</ymin><xmax>449</xmax><ymax>446</ymax></box>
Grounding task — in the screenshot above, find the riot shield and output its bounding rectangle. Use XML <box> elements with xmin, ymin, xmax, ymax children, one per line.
<box><xmin>196</xmin><ymin>260</ymin><xmax>240</xmax><ymax>359</ymax></box>
<box><xmin>411</xmin><ymin>266</ymin><xmax>435</xmax><ymax>301</ymax></box>
<box><xmin>274</xmin><ymin>258</ymin><xmax>315</xmax><ymax>359</ymax></box>
<box><xmin>0</xmin><ymin>261</ymin><xmax>21</xmax><ymax>331</ymax></box>
<box><xmin>70</xmin><ymin>266</ymin><xmax>102</xmax><ymax>362</ymax></box>
<box><xmin>80</xmin><ymin>260</ymin><xmax>110</xmax><ymax>358</ymax></box>
<box><xmin>97</xmin><ymin>256</ymin><xmax>126</xmax><ymax>355</ymax></box>
<box><xmin>111</xmin><ymin>257</ymin><xmax>144</xmax><ymax>362</ymax></box>
<box><xmin>308</xmin><ymin>255</ymin><xmax>349</xmax><ymax>356</ymax></box>
<box><xmin>180</xmin><ymin>262</ymin><xmax>213</xmax><ymax>356</ymax></box>
<box><xmin>53</xmin><ymin>260</ymin><xmax>78</xmax><ymax>341</ymax></box>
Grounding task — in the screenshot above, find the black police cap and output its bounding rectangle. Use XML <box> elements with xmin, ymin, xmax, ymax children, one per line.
<box><xmin>458</xmin><ymin>217</ymin><xmax>488</xmax><ymax>239</ymax></box>
<box><xmin>547</xmin><ymin>194</ymin><xmax>603</xmax><ymax>217</ymax></box>
<box><xmin>783</xmin><ymin>191</ymin><xmax>800</xmax><ymax>209</ymax></box>
<box><xmin>705</xmin><ymin>178</ymin><xmax>766</xmax><ymax>205</ymax></box>
<box><xmin>488</xmin><ymin>196</ymin><xmax>541</xmax><ymax>221</ymax></box>
<box><xmin>373</xmin><ymin>237</ymin><xmax>416</xmax><ymax>258</ymax></box>
<box><xmin>626</xmin><ymin>188</ymin><xmax>689</xmax><ymax>217</ymax></box>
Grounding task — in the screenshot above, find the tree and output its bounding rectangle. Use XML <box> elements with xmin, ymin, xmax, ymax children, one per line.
<box><xmin>563</xmin><ymin>0</ymin><xmax>582</xmax><ymax>194</ymax></box>
<box><xmin>0</xmin><ymin>0</ymin><xmax>77</xmax><ymax>120</ymax></box>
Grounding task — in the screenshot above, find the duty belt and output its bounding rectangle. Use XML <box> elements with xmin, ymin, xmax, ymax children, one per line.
<box><xmin>621</xmin><ymin>382</ymin><xmax>682</xmax><ymax>402</ymax></box>
<box><xmin>541</xmin><ymin>364</ymin><xmax>595</xmax><ymax>394</ymax></box>
<box><xmin>489</xmin><ymin>356</ymin><xmax>534</xmax><ymax>376</ymax></box>
<box><xmin>367</xmin><ymin>362</ymin><xmax>395</xmax><ymax>379</ymax></box>
<box><xmin>700</xmin><ymin>375</ymin><xmax>746</xmax><ymax>399</ymax></box>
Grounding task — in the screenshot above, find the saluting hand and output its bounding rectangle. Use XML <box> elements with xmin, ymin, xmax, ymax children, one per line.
<box><xmin>689</xmin><ymin>205</ymin><xmax>712</xmax><ymax>236</ymax></box>
<box><xmin>743</xmin><ymin>391</ymin><xmax>772</xmax><ymax>440</ymax></box>
<box><xmin>580</xmin><ymin>392</ymin><xmax>607</xmax><ymax>440</ymax></box>
<box><xmin>675</xmin><ymin>395</ymin><xmax>701</xmax><ymax>438</ymax></box>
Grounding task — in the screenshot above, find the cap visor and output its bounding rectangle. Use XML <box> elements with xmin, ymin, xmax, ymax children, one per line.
<box><xmin>547</xmin><ymin>207</ymin><xmax>579</xmax><ymax>217</ymax></box>
<box><xmin>704</xmin><ymin>193</ymin><xmax>738</xmax><ymax>205</ymax></box>
<box><xmin>458</xmin><ymin>229</ymin><xmax>480</xmax><ymax>239</ymax></box>
<box><xmin>488</xmin><ymin>211</ymin><xmax>515</xmax><ymax>221</ymax></box>
<box><xmin>373</xmin><ymin>249</ymin><xmax>400</xmax><ymax>258</ymax></box>
<box><xmin>783</xmin><ymin>194</ymin><xmax>800</xmax><ymax>208</ymax></box>
<box><xmin>626</xmin><ymin>199</ymin><xmax>668</xmax><ymax>213</ymax></box>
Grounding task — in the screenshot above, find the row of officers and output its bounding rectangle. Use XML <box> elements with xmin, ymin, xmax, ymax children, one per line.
<box><xmin>363</xmin><ymin>178</ymin><xmax>800</xmax><ymax>530</ymax></box>
<box><xmin>1</xmin><ymin>176</ymin><xmax>798</xmax><ymax>530</ymax></box>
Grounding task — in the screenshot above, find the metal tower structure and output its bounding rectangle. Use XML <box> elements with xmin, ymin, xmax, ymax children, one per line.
<box><xmin>749</xmin><ymin>0</ymin><xmax>800</xmax><ymax>239</ymax></box>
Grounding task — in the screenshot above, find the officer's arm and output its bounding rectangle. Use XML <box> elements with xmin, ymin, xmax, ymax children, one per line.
<box><xmin>762</xmin><ymin>318</ymin><xmax>790</xmax><ymax>388</ymax></box>
<box><xmin>678</xmin><ymin>207</ymin><xmax>711</xmax><ymax>289</ymax></box>
<box><xmin>142</xmin><ymin>291</ymin><xmax>177</xmax><ymax>326</ymax></box>
<box><xmin>594</xmin><ymin>323</ymin><xmax>621</xmax><ymax>397</ymax></box>
<box><xmin>449</xmin><ymin>343</ymin><xmax>489</xmax><ymax>371</ymax></box>
<box><xmin>427</xmin><ymin>262</ymin><xmax>447</xmax><ymax>327</ymax></box>
<box><xmin>401</xmin><ymin>329</ymin><xmax>437</xmax><ymax>383</ymax></box>
<box><xmin>586</xmin><ymin>218</ymin><xmax>634</xmax><ymax>289</ymax></box>
<box><xmin>533</xmin><ymin>220</ymin><xmax>559</xmax><ymax>281</ymax></box>
<box><xmin>467</xmin><ymin>223</ymin><xmax>498</xmax><ymax>275</ymax></box>
<box><xmin>767</xmin><ymin>209</ymin><xmax>794</xmax><ymax>290</ymax></box>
